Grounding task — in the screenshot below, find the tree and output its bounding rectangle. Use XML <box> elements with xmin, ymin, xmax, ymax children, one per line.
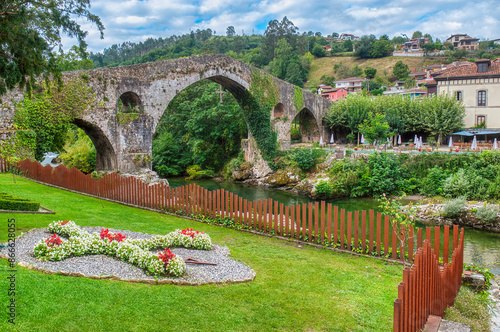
<box><xmin>393</xmin><ymin>61</ymin><xmax>410</xmax><ymax>80</ymax></box>
<box><xmin>311</xmin><ymin>44</ymin><xmax>326</xmax><ymax>57</ymax></box>
<box><xmin>369</xmin><ymin>39</ymin><xmax>393</xmax><ymax>58</ymax></box>
<box><xmin>0</xmin><ymin>0</ymin><xmax>104</xmax><ymax>97</ymax></box>
<box><xmin>355</xmin><ymin>35</ymin><xmax>376</xmax><ymax>58</ymax></box>
<box><xmin>359</xmin><ymin>112</ymin><xmax>394</xmax><ymax>148</ymax></box>
<box><xmin>361</xmin><ymin>80</ymin><xmax>381</xmax><ymax>91</ymax></box>
<box><xmin>421</xmin><ymin>95</ymin><xmax>465</xmax><ymax>145</ymax></box>
<box><xmin>331</xmin><ymin>32</ymin><xmax>339</xmax><ymax>38</ymax></box>
<box><xmin>343</xmin><ymin>39</ymin><xmax>353</xmax><ymax>52</ymax></box>
<box><xmin>411</xmin><ymin>31</ymin><xmax>423</xmax><ymax>39</ymax></box>
<box><xmin>422</xmin><ymin>43</ymin><xmax>436</xmax><ymax>55</ymax></box>
<box><xmin>364</xmin><ymin>67</ymin><xmax>377</xmax><ymax>79</ymax></box>
<box><xmin>320</xmin><ymin>74</ymin><xmax>336</xmax><ymax>86</ymax></box>
<box><xmin>226</xmin><ymin>26</ymin><xmax>236</xmax><ymax>37</ymax></box>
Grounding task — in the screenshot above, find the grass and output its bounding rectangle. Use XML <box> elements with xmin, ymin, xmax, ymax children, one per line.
<box><xmin>305</xmin><ymin>55</ymin><xmax>444</xmax><ymax>89</ymax></box>
<box><xmin>0</xmin><ymin>174</ymin><xmax>403</xmax><ymax>331</ymax></box>
<box><xmin>443</xmin><ymin>286</ymin><xmax>493</xmax><ymax>332</ymax></box>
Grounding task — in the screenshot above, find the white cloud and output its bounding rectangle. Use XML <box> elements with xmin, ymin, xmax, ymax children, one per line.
<box><xmin>64</xmin><ymin>0</ymin><xmax>500</xmax><ymax>52</ymax></box>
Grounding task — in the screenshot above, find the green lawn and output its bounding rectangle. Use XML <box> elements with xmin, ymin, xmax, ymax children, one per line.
<box><xmin>0</xmin><ymin>174</ymin><xmax>402</xmax><ymax>331</ymax></box>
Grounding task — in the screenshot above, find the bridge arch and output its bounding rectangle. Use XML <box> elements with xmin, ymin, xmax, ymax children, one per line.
<box><xmin>118</xmin><ymin>91</ymin><xmax>143</xmax><ymax>113</ymax></box>
<box><xmin>290</xmin><ymin>107</ymin><xmax>321</xmax><ymax>143</ymax></box>
<box><xmin>72</xmin><ymin>118</ymin><xmax>117</xmax><ymax>171</ymax></box>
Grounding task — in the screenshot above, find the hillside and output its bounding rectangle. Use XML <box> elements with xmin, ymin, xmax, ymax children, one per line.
<box><xmin>305</xmin><ymin>56</ymin><xmax>445</xmax><ymax>89</ymax></box>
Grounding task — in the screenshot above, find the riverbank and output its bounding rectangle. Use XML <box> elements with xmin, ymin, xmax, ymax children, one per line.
<box><xmin>413</xmin><ymin>201</ymin><xmax>500</xmax><ymax>233</ymax></box>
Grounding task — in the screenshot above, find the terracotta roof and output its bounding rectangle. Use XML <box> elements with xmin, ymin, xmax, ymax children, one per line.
<box><xmin>435</xmin><ymin>61</ymin><xmax>500</xmax><ymax>79</ymax></box>
<box><xmin>424</xmin><ymin>79</ymin><xmax>437</xmax><ymax>85</ymax></box>
<box><xmin>410</xmin><ymin>70</ymin><xmax>427</xmax><ymax>76</ymax></box>
<box><xmin>334</xmin><ymin>77</ymin><xmax>367</xmax><ymax>82</ymax></box>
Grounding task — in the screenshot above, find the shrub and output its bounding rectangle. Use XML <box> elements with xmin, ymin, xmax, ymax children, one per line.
<box><xmin>420</xmin><ymin>166</ymin><xmax>448</xmax><ymax>196</ymax></box>
<box><xmin>186</xmin><ymin>165</ymin><xmax>215</xmax><ymax>179</ymax></box>
<box><xmin>475</xmin><ymin>204</ymin><xmax>499</xmax><ymax>224</ymax></box>
<box><xmin>315</xmin><ymin>181</ymin><xmax>333</xmax><ymax>197</ymax></box>
<box><xmin>289</xmin><ymin>148</ymin><xmax>325</xmax><ymax>171</ymax></box>
<box><xmin>441</xmin><ymin>197</ymin><xmax>466</xmax><ymax>219</ymax></box>
<box><xmin>0</xmin><ymin>192</ymin><xmax>40</xmax><ymax>211</ymax></box>
<box><xmin>290</xmin><ymin>127</ymin><xmax>302</xmax><ymax>140</ymax></box>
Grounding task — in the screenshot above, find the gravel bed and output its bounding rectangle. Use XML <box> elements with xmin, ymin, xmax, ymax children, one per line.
<box><xmin>0</xmin><ymin>227</ymin><xmax>255</xmax><ymax>285</ymax></box>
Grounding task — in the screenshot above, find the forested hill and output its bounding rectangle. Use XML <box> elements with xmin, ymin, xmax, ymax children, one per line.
<box><xmin>89</xmin><ymin>30</ymin><xmax>268</xmax><ymax>68</ymax></box>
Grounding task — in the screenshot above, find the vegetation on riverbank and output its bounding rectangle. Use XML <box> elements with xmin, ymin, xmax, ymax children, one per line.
<box><xmin>443</xmin><ymin>286</ymin><xmax>493</xmax><ymax>332</ymax></box>
<box><xmin>0</xmin><ymin>174</ymin><xmax>402</xmax><ymax>331</ymax></box>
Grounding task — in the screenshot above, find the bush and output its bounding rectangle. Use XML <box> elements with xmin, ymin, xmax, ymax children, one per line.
<box><xmin>290</xmin><ymin>127</ymin><xmax>302</xmax><ymax>140</ymax></box>
<box><xmin>0</xmin><ymin>192</ymin><xmax>40</xmax><ymax>211</ymax></box>
<box><xmin>420</xmin><ymin>166</ymin><xmax>448</xmax><ymax>196</ymax></box>
<box><xmin>315</xmin><ymin>181</ymin><xmax>333</xmax><ymax>197</ymax></box>
<box><xmin>441</xmin><ymin>197</ymin><xmax>466</xmax><ymax>219</ymax></box>
<box><xmin>186</xmin><ymin>165</ymin><xmax>216</xmax><ymax>179</ymax></box>
<box><xmin>475</xmin><ymin>204</ymin><xmax>499</xmax><ymax>224</ymax></box>
<box><xmin>289</xmin><ymin>148</ymin><xmax>325</xmax><ymax>171</ymax></box>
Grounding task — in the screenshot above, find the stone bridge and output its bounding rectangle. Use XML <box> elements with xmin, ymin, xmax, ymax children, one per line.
<box><xmin>0</xmin><ymin>54</ymin><xmax>332</xmax><ymax>171</ymax></box>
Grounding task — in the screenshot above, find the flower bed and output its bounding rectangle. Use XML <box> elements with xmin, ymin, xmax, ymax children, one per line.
<box><xmin>33</xmin><ymin>221</ymin><xmax>211</xmax><ymax>277</ymax></box>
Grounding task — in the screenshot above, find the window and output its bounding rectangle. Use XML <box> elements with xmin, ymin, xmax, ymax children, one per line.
<box><xmin>455</xmin><ymin>91</ymin><xmax>462</xmax><ymax>101</ymax></box>
<box><xmin>477</xmin><ymin>62</ymin><xmax>488</xmax><ymax>73</ymax></box>
<box><xmin>478</xmin><ymin>90</ymin><xmax>487</xmax><ymax>106</ymax></box>
<box><xmin>477</xmin><ymin>116</ymin><xmax>486</xmax><ymax>127</ymax></box>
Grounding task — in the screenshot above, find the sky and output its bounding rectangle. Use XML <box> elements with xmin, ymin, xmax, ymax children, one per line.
<box><xmin>68</xmin><ymin>0</ymin><xmax>500</xmax><ymax>53</ymax></box>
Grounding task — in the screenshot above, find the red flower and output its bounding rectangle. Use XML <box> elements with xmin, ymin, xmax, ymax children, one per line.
<box><xmin>59</xmin><ymin>220</ymin><xmax>70</xmax><ymax>225</ymax></box>
<box><xmin>100</xmin><ymin>228</ymin><xmax>126</xmax><ymax>242</ymax></box>
<box><xmin>158</xmin><ymin>248</ymin><xmax>176</xmax><ymax>266</ymax></box>
<box><xmin>179</xmin><ymin>228</ymin><xmax>204</xmax><ymax>238</ymax></box>
<box><xmin>45</xmin><ymin>233</ymin><xmax>62</xmax><ymax>247</ymax></box>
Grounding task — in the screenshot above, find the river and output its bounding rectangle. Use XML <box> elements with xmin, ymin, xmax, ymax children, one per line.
<box><xmin>168</xmin><ymin>177</ymin><xmax>500</xmax><ymax>275</ymax></box>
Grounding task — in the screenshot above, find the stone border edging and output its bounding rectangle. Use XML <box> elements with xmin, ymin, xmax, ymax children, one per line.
<box><xmin>0</xmin><ymin>227</ymin><xmax>256</xmax><ymax>286</ymax></box>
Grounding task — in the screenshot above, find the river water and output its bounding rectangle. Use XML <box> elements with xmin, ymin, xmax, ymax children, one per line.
<box><xmin>169</xmin><ymin>178</ymin><xmax>500</xmax><ymax>275</ymax></box>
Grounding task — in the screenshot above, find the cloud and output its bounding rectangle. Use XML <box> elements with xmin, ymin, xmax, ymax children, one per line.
<box><xmin>66</xmin><ymin>0</ymin><xmax>500</xmax><ymax>53</ymax></box>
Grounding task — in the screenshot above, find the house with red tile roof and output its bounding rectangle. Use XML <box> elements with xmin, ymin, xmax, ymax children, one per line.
<box><xmin>426</xmin><ymin>59</ymin><xmax>500</xmax><ymax>128</ymax></box>
<box><xmin>446</xmin><ymin>34</ymin><xmax>479</xmax><ymax>51</ymax></box>
<box><xmin>320</xmin><ymin>88</ymin><xmax>348</xmax><ymax>102</ymax></box>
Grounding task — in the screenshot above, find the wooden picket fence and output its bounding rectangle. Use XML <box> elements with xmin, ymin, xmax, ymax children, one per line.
<box><xmin>1</xmin><ymin>158</ymin><xmax>464</xmax><ymax>264</ymax></box>
<box><xmin>1</xmin><ymin>157</ymin><xmax>466</xmax><ymax>329</ymax></box>
<box><xmin>393</xmin><ymin>226</ymin><xmax>465</xmax><ymax>332</ymax></box>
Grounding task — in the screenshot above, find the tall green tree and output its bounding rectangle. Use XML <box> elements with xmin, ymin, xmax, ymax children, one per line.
<box><xmin>421</xmin><ymin>95</ymin><xmax>465</xmax><ymax>145</ymax></box>
<box><xmin>393</xmin><ymin>61</ymin><xmax>410</xmax><ymax>80</ymax></box>
<box><xmin>359</xmin><ymin>112</ymin><xmax>394</xmax><ymax>147</ymax></box>
<box><xmin>0</xmin><ymin>0</ymin><xmax>104</xmax><ymax>97</ymax></box>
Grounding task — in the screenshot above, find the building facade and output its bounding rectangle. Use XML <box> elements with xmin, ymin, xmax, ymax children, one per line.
<box><xmin>446</xmin><ymin>34</ymin><xmax>479</xmax><ymax>51</ymax></box>
<box><xmin>428</xmin><ymin>59</ymin><xmax>500</xmax><ymax>128</ymax></box>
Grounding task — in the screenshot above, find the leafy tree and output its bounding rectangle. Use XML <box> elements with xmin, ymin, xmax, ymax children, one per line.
<box><xmin>393</xmin><ymin>61</ymin><xmax>410</xmax><ymax>80</ymax></box>
<box><xmin>0</xmin><ymin>0</ymin><xmax>104</xmax><ymax>97</ymax></box>
<box><xmin>421</xmin><ymin>95</ymin><xmax>465</xmax><ymax>145</ymax></box>
<box><xmin>355</xmin><ymin>35</ymin><xmax>377</xmax><ymax>58</ymax></box>
<box><xmin>226</xmin><ymin>26</ymin><xmax>236</xmax><ymax>37</ymax></box>
<box><xmin>331</xmin><ymin>32</ymin><xmax>339</xmax><ymax>38</ymax></box>
<box><xmin>153</xmin><ymin>81</ymin><xmax>247</xmax><ymax>177</ymax></box>
<box><xmin>423</xmin><ymin>33</ymin><xmax>433</xmax><ymax>43</ymax></box>
<box><xmin>311</xmin><ymin>45</ymin><xmax>326</xmax><ymax>57</ymax></box>
<box><xmin>359</xmin><ymin>112</ymin><xmax>394</xmax><ymax>146</ymax></box>
<box><xmin>13</xmin><ymin>78</ymin><xmax>95</xmax><ymax>161</ymax></box>
<box><xmin>411</xmin><ymin>31</ymin><xmax>423</xmax><ymax>39</ymax></box>
<box><xmin>361</xmin><ymin>80</ymin><xmax>381</xmax><ymax>91</ymax></box>
<box><xmin>364</xmin><ymin>67</ymin><xmax>377</xmax><ymax>79</ymax></box>
<box><xmin>343</xmin><ymin>39</ymin><xmax>353</xmax><ymax>52</ymax></box>
<box><xmin>320</xmin><ymin>74</ymin><xmax>336</xmax><ymax>86</ymax></box>
<box><xmin>369</xmin><ymin>39</ymin><xmax>393</xmax><ymax>58</ymax></box>
<box><xmin>59</xmin><ymin>126</ymin><xmax>96</xmax><ymax>173</ymax></box>
<box><xmin>352</xmin><ymin>64</ymin><xmax>363</xmax><ymax>77</ymax></box>
<box><xmin>422</xmin><ymin>43</ymin><xmax>436</xmax><ymax>55</ymax></box>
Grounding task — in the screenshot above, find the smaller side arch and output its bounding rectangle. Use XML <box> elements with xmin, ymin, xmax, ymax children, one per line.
<box><xmin>117</xmin><ymin>91</ymin><xmax>143</xmax><ymax>113</ymax></box>
<box><xmin>290</xmin><ymin>108</ymin><xmax>321</xmax><ymax>143</ymax></box>
<box><xmin>272</xmin><ymin>103</ymin><xmax>285</xmax><ymax>119</ymax></box>
<box><xmin>73</xmin><ymin>118</ymin><xmax>117</xmax><ymax>171</ymax></box>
